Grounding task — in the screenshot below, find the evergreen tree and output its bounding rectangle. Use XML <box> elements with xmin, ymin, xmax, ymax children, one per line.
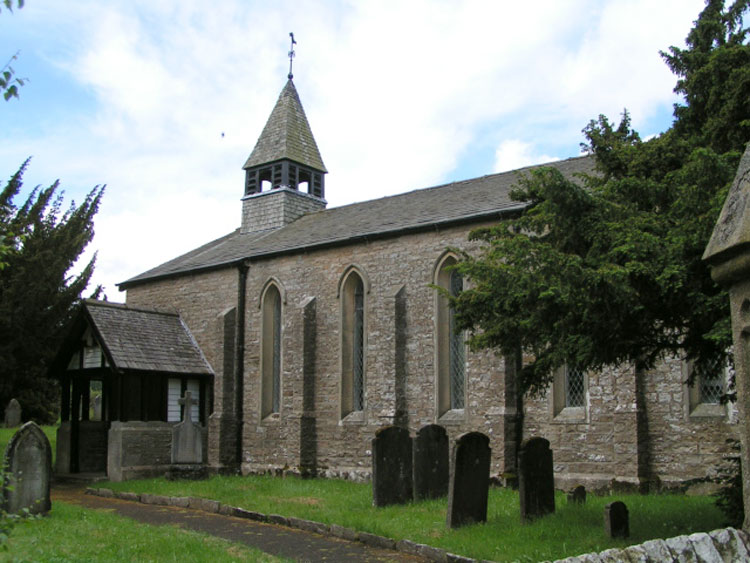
<box><xmin>451</xmin><ymin>0</ymin><xmax>749</xmax><ymax>395</ymax></box>
<box><xmin>0</xmin><ymin>160</ymin><xmax>104</xmax><ymax>423</ymax></box>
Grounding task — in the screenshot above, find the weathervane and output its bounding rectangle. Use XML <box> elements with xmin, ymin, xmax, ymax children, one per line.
<box><xmin>288</xmin><ymin>32</ymin><xmax>297</xmax><ymax>80</ymax></box>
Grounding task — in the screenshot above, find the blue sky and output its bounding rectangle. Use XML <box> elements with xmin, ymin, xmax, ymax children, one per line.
<box><xmin>0</xmin><ymin>0</ymin><xmax>705</xmax><ymax>300</ymax></box>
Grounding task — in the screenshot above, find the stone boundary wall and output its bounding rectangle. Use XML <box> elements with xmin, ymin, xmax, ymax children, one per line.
<box><xmin>107</xmin><ymin>421</ymin><xmax>207</xmax><ymax>482</ymax></box>
<box><xmin>554</xmin><ymin>527</ymin><xmax>750</xmax><ymax>562</ymax></box>
<box><xmin>85</xmin><ymin>487</ymin><xmax>749</xmax><ymax>562</ymax></box>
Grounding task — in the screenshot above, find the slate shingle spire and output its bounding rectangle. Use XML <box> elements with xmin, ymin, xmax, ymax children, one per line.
<box><xmin>243</xmin><ymin>79</ymin><xmax>327</xmax><ymax>199</ymax></box>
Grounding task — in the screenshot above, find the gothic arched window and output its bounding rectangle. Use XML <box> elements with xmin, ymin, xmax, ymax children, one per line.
<box><xmin>436</xmin><ymin>255</ymin><xmax>465</xmax><ymax>416</ymax></box>
<box><xmin>341</xmin><ymin>269</ymin><xmax>366</xmax><ymax>418</ymax></box>
<box><xmin>261</xmin><ymin>283</ymin><xmax>282</xmax><ymax>418</ymax></box>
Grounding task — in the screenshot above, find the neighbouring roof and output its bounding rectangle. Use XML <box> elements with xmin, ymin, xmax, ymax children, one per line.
<box><xmin>703</xmin><ymin>143</ymin><xmax>750</xmax><ymax>267</ymax></box>
<box><xmin>243</xmin><ymin>79</ymin><xmax>327</xmax><ymax>173</ymax></box>
<box><xmin>120</xmin><ymin>155</ymin><xmax>595</xmax><ymax>289</ymax></box>
<box><xmin>52</xmin><ymin>300</ymin><xmax>213</xmax><ymax>376</ymax></box>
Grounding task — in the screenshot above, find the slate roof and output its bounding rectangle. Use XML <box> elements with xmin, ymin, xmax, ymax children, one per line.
<box><xmin>120</xmin><ymin>155</ymin><xmax>595</xmax><ymax>288</ymax></box>
<box><xmin>78</xmin><ymin>300</ymin><xmax>213</xmax><ymax>376</ymax></box>
<box><xmin>243</xmin><ymin>80</ymin><xmax>327</xmax><ymax>172</ymax></box>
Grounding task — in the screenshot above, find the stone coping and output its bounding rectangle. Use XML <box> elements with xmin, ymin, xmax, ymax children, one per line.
<box><xmin>85</xmin><ymin>487</ymin><xmax>750</xmax><ymax>562</ymax></box>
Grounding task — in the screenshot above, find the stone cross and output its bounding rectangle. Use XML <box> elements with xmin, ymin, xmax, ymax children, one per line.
<box><xmin>178</xmin><ymin>391</ymin><xmax>197</xmax><ymax>423</ymax></box>
<box><xmin>171</xmin><ymin>391</ymin><xmax>202</xmax><ymax>466</ymax></box>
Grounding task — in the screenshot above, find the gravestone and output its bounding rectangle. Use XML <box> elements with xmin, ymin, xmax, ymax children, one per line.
<box><xmin>4</xmin><ymin>399</ymin><xmax>21</xmax><ymax>428</ymax></box>
<box><xmin>446</xmin><ymin>431</ymin><xmax>491</xmax><ymax>528</ymax></box>
<box><xmin>518</xmin><ymin>437</ymin><xmax>555</xmax><ymax>522</ymax></box>
<box><xmin>166</xmin><ymin>391</ymin><xmax>207</xmax><ymax>480</ymax></box>
<box><xmin>605</xmin><ymin>501</ymin><xmax>629</xmax><ymax>538</ymax></box>
<box><xmin>413</xmin><ymin>424</ymin><xmax>449</xmax><ymax>500</ymax></box>
<box><xmin>567</xmin><ymin>484</ymin><xmax>586</xmax><ymax>505</ymax></box>
<box><xmin>92</xmin><ymin>395</ymin><xmax>102</xmax><ymax>421</ymax></box>
<box><xmin>372</xmin><ymin>425</ymin><xmax>413</xmax><ymax>507</ymax></box>
<box><xmin>1</xmin><ymin>421</ymin><xmax>51</xmax><ymax>515</ymax></box>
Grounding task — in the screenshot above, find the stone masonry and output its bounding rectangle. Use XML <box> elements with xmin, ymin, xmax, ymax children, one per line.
<box><xmin>126</xmin><ymin>215</ymin><xmax>737</xmax><ymax>488</ymax></box>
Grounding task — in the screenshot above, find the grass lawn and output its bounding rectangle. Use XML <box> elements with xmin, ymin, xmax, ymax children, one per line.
<box><xmin>3</xmin><ymin>501</ymin><xmax>286</xmax><ymax>562</ymax></box>
<box><xmin>103</xmin><ymin>474</ymin><xmax>727</xmax><ymax>562</ymax></box>
<box><xmin>0</xmin><ymin>425</ymin><xmax>57</xmax><ymax>464</ymax></box>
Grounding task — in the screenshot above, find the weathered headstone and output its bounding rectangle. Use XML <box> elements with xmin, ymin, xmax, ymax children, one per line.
<box><xmin>372</xmin><ymin>425</ymin><xmax>413</xmax><ymax>507</ymax></box>
<box><xmin>413</xmin><ymin>424</ymin><xmax>449</xmax><ymax>500</ymax></box>
<box><xmin>605</xmin><ymin>501</ymin><xmax>630</xmax><ymax>538</ymax></box>
<box><xmin>1</xmin><ymin>421</ymin><xmax>51</xmax><ymax>515</ymax></box>
<box><xmin>4</xmin><ymin>399</ymin><xmax>21</xmax><ymax>428</ymax></box>
<box><xmin>567</xmin><ymin>484</ymin><xmax>586</xmax><ymax>505</ymax></box>
<box><xmin>92</xmin><ymin>394</ymin><xmax>102</xmax><ymax>421</ymax></box>
<box><xmin>446</xmin><ymin>431</ymin><xmax>491</xmax><ymax>528</ymax></box>
<box><xmin>166</xmin><ymin>391</ymin><xmax>207</xmax><ymax>480</ymax></box>
<box><xmin>518</xmin><ymin>437</ymin><xmax>555</xmax><ymax>522</ymax></box>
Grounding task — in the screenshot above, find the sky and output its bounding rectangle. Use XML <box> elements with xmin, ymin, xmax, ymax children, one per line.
<box><xmin>1</xmin><ymin>0</ymin><xmax>706</xmax><ymax>301</ymax></box>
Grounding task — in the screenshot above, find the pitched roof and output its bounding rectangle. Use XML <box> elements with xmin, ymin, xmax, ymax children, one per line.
<box><xmin>243</xmin><ymin>80</ymin><xmax>327</xmax><ymax>173</ymax></box>
<box><xmin>74</xmin><ymin>300</ymin><xmax>213</xmax><ymax>376</ymax></box>
<box><xmin>120</xmin><ymin>155</ymin><xmax>595</xmax><ymax>289</ymax></box>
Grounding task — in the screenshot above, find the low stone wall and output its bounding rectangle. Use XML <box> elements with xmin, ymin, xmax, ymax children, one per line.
<box><xmin>554</xmin><ymin>527</ymin><xmax>750</xmax><ymax>562</ymax></box>
<box><xmin>107</xmin><ymin>421</ymin><xmax>207</xmax><ymax>482</ymax></box>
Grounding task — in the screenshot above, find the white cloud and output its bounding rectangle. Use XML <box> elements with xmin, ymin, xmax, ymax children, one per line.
<box><xmin>493</xmin><ymin>140</ymin><xmax>559</xmax><ymax>174</ymax></box>
<box><xmin>0</xmin><ymin>0</ymin><xmax>707</xmax><ymax>301</ymax></box>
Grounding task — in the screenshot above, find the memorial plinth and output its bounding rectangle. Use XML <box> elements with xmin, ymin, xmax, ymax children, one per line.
<box><xmin>703</xmin><ymin>142</ymin><xmax>750</xmax><ymax>531</ymax></box>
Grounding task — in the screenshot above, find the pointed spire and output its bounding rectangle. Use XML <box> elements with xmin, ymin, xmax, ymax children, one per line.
<box><xmin>243</xmin><ymin>80</ymin><xmax>327</xmax><ymax>174</ymax></box>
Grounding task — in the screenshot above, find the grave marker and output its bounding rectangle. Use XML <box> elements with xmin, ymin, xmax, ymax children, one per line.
<box><xmin>518</xmin><ymin>437</ymin><xmax>555</xmax><ymax>522</ymax></box>
<box><xmin>92</xmin><ymin>395</ymin><xmax>102</xmax><ymax>421</ymax></box>
<box><xmin>4</xmin><ymin>399</ymin><xmax>21</xmax><ymax>428</ymax></box>
<box><xmin>372</xmin><ymin>426</ymin><xmax>412</xmax><ymax>507</ymax></box>
<box><xmin>567</xmin><ymin>484</ymin><xmax>586</xmax><ymax>505</ymax></box>
<box><xmin>413</xmin><ymin>424</ymin><xmax>449</xmax><ymax>500</ymax></box>
<box><xmin>1</xmin><ymin>421</ymin><xmax>51</xmax><ymax>515</ymax></box>
<box><xmin>446</xmin><ymin>431</ymin><xmax>491</xmax><ymax>528</ymax></box>
<box><xmin>605</xmin><ymin>501</ymin><xmax>630</xmax><ymax>538</ymax></box>
<box><xmin>166</xmin><ymin>391</ymin><xmax>207</xmax><ymax>480</ymax></box>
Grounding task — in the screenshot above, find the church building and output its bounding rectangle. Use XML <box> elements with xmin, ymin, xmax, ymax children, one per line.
<box><xmin>113</xmin><ymin>76</ymin><xmax>737</xmax><ymax>492</ymax></box>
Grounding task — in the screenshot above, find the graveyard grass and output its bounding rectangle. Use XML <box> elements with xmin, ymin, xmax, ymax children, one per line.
<box><xmin>0</xmin><ymin>425</ymin><xmax>56</xmax><ymax>459</ymax></box>
<box><xmin>2</xmin><ymin>428</ymin><xmax>283</xmax><ymax>561</ymax></box>
<box><xmin>103</xmin><ymin>474</ymin><xmax>725</xmax><ymax>562</ymax></box>
<box><xmin>5</xmin><ymin>501</ymin><xmax>285</xmax><ymax>562</ymax></box>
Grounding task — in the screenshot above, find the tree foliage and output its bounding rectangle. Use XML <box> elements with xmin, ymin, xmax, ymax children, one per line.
<box><xmin>0</xmin><ymin>161</ymin><xmax>104</xmax><ymax>423</ymax></box>
<box><xmin>450</xmin><ymin>0</ymin><xmax>750</xmax><ymax>396</ymax></box>
<box><xmin>1</xmin><ymin>0</ymin><xmax>25</xmax><ymax>102</ymax></box>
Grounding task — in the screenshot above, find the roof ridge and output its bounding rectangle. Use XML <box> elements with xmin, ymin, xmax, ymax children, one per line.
<box><xmin>308</xmin><ymin>154</ymin><xmax>593</xmax><ymax>216</ymax></box>
<box><xmin>84</xmin><ymin>299</ymin><xmax>180</xmax><ymax>317</ymax></box>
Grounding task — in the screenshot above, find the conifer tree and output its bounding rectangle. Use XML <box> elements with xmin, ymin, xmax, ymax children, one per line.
<box><xmin>451</xmin><ymin>0</ymin><xmax>749</xmax><ymax>394</ymax></box>
<box><xmin>0</xmin><ymin>160</ymin><xmax>104</xmax><ymax>423</ymax></box>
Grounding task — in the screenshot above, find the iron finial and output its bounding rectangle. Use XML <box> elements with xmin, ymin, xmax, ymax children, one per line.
<box><xmin>288</xmin><ymin>32</ymin><xmax>297</xmax><ymax>80</ymax></box>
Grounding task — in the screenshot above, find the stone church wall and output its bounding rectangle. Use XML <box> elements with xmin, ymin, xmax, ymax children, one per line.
<box><xmin>125</xmin><ymin>268</ymin><xmax>239</xmax><ymax>468</ymax></box>
<box><xmin>238</xmin><ymin>223</ymin><xmax>515</xmax><ymax>480</ymax></box>
<box><xmin>523</xmin><ymin>356</ymin><xmax>738</xmax><ymax>492</ymax></box>
<box><xmin>123</xmin><ymin>226</ymin><xmax>737</xmax><ymax>489</ymax></box>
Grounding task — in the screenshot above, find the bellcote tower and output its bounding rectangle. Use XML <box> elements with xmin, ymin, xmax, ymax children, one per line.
<box><xmin>241</xmin><ymin>79</ymin><xmax>328</xmax><ymax>233</ymax></box>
